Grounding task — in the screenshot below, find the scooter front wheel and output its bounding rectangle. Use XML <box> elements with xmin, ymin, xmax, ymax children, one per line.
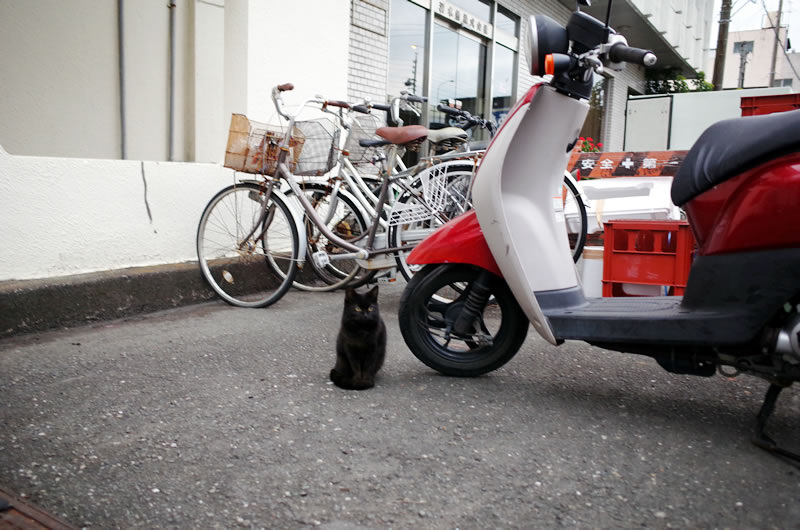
<box><xmin>398</xmin><ymin>264</ymin><xmax>529</xmax><ymax>377</ymax></box>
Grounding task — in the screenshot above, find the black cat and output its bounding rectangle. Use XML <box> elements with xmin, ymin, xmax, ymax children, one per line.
<box><xmin>330</xmin><ymin>286</ymin><xmax>386</xmax><ymax>390</ymax></box>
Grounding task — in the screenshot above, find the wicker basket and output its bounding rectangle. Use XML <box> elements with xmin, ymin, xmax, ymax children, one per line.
<box><xmin>224</xmin><ymin>114</ymin><xmax>304</xmax><ymax>176</ymax></box>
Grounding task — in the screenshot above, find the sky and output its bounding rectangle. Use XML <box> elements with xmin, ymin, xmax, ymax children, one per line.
<box><xmin>712</xmin><ymin>0</ymin><xmax>800</xmax><ymax>49</ymax></box>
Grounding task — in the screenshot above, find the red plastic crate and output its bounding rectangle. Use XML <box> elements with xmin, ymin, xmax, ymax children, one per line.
<box><xmin>602</xmin><ymin>220</ymin><xmax>694</xmax><ymax>297</ymax></box>
<box><xmin>741</xmin><ymin>94</ymin><xmax>800</xmax><ymax>116</ymax></box>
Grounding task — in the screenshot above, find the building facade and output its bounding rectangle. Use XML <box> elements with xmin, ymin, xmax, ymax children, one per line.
<box><xmin>0</xmin><ymin>0</ymin><xmax>713</xmax><ymax>162</ymax></box>
<box><xmin>703</xmin><ymin>20</ymin><xmax>800</xmax><ymax>90</ymax></box>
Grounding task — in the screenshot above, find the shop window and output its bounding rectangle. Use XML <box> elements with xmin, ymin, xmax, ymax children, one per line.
<box><xmin>388</xmin><ymin>0</ymin><xmax>426</xmax><ymax>99</ymax></box>
<box><xmin>492</xmin><ymin>44</ymin><xmax>515</xmax><ymax>128</ymax></box>
<box><xmin>430</xmin><ymin>22</ymin><xmax>487</xmax><ymax>135</ymax></box>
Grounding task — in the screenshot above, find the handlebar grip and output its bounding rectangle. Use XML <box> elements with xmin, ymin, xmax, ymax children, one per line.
<box><xmin>607</xmin><ymin>44</ymin><xmax>657</xmax><ymax>67</ymax></box>
<box><xmin>351</xmin><ymin>104</ymin><xmax>370</xmax><ymax>114</ymax></box>
<box><xmin>371</xmin><ymin>103</ymin><xmax>391</xmax><ymax>112</ymax></box>
<box><xmin>326</xmin><ymin>100</ymin><xmax>350</xmax><ymax>109</ymax></box>
<box><xmin>406</xmin><ymin>95</ymin><xmax>427</xmax><ymax>103</ymax></box>
<box><xmin>436</xmin><ymin>104</ymin><xmax>461</xmax><ymax>116</ymax></box>
<box><xmin>277</xmin><ymin>83</ymin><xmax>294</xmax><ymax>92</ymax></box>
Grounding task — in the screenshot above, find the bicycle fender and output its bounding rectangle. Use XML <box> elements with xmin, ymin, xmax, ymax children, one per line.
<box><xmin>406</xmin><ymin>210</ymin><xmax>502</xmax><ymax>277</ymax></box>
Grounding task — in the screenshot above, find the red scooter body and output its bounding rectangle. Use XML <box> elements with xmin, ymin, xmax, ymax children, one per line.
<box><xmin>409</xmin><ymin>152</ymin><xmax>800</xmax><ymax>270</ymax></box>
<box><xmin>686</xmin><ymin>153</ymin><xmax>800</xmax><ymax>255</ymax></box>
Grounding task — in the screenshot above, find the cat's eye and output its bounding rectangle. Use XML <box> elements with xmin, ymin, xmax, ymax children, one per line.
<box><xmin>354</xmin><ymin>307</ymin><xmax>362</xmax><ymax>312</ymax></box>
<box><xmin>367</xmin><ymin>306</ymin><xmax>374</xmax><ymax>312</ymax></box>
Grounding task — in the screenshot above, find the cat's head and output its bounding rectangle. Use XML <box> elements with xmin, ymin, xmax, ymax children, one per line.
<box><xmin>343</xmin><ymin>286</ymin><xmax>380</xmax><ymax>320</ymax></box>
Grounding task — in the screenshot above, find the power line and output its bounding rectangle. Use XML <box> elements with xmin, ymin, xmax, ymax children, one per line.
<box><xmin>760</xmin><ymin>0</ymin><xmax>800</xmax><ymax>82</ymax></box>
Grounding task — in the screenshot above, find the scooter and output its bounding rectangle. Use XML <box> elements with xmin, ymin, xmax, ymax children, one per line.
<box><xmin>397</xmin><ymin>1</ymin><xmax>800</xmax><ymax>464</ymax></box>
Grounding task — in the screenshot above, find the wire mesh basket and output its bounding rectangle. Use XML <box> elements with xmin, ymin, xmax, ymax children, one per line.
<box><xmin>343</xmin><ymin>113</ymin><xmax>385</xmax><ymax>174</ymax></box>
<box><xmin>387</xmin><ymin>164</ymin><xmax>449</xmax><ymax>226</ymax></box>
<box><xmin>294</xmin><ymin>118</ymin><xmax>340</xmax><ymax>176</ymax></box>
<box><xmin>224</xmin><ymin>114</ymin><xmax>304</xmax><ymax>176</ymax></box>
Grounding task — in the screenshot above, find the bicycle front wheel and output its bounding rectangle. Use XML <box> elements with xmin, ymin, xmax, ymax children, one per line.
<box><xmin>197</xmin><ymin>181</ymin><xmax>299</xmax><ymax>307</ymax></box>
<box><xmin>561</xmin><ymin>175</ymin><xmax>587</xmax><ymax>262</ymax></box>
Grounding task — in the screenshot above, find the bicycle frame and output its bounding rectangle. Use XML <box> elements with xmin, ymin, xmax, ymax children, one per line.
<box><xmin>268</xmin><ymin>86</ymin><xmax>489</xmax><ymax>271</ymax></box>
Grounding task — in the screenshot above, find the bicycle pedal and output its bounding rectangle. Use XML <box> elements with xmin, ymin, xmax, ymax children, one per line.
<box><xmin>377</xmin><ymin>276</ymin><xmax>396</xmax><ymax>284</ymax></box>
<box><xmin>312</xmin><ymin>251</ymin><xmax>331</xmax><ymax>268</ymax></box>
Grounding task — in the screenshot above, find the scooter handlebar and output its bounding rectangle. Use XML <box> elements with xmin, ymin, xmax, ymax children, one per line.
<box><xmin>607</xmin><ymin>43</ymin><xmax>657</xmax><ymax>67</ymax></box>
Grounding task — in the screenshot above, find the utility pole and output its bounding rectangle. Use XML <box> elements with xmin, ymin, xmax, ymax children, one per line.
<box><xmin>769</xmin><ymin>0</ymin><xmax>784</xmax><ymax>87</ymax></box>
<box><xmin>712</xmin><ymin>0</ymin><xmax>733</xmax><ymax>90</ymax></box>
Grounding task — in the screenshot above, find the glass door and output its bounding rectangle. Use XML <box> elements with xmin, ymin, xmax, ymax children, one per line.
<box><xmin>430</xmin><ymin>22</ymin><xmax>487</xmax><ymax>138</ymax></box>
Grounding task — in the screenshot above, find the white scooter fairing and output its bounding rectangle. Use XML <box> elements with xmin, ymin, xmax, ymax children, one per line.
<box><xmin>471</xmin><ymin>85</ymin><xmax>589</xmax><ymax>345</ymax></box>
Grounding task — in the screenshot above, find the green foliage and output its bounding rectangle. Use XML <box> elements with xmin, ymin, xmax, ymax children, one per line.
<box><xmin>645</xmin><ymin>68</ymin><xmax>714</xmax><ymax>94</ymax></box>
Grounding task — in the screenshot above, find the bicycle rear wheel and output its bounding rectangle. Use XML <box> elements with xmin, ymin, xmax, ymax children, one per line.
<box><xmin>284</xmin><ymin>182</ymin><xmax>374</xmax><ymax>291</ymax></box>
<box><xmin>197</xmin><ymin>181</ymin><xmax>299</xmax><ymax>307</ymax></box>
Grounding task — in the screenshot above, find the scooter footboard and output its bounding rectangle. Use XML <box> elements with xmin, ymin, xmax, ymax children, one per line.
<box><xmin>545</xmin><ymin>247</ymin><xmax>800</xmax><ymax>346</ymax></box>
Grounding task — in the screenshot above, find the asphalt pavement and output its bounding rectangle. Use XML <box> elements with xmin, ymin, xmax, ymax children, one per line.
<box><xmin>1</xmin><ymin>283</ymin><xmax>799</xmax><ymax>528</ymax></box>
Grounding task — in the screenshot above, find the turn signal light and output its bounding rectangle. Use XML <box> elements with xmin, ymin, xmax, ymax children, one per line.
<box><xmin>544</xmin><ymin>54</ymin><xmax>555</xmax><ymax>76</ymax></box>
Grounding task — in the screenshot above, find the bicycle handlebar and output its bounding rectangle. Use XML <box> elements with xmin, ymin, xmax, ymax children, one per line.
<box><xmin>277</xmin><ymin>83</ymin><xmax>294</xmax><ymax>92</ymax></box>
<box><xmin>437</xmin><ymin>104</ymin><xmax>461</xmax><ymax>116</ymax></box>
<box><xmin>435</xmin><ymin>104</ymin><xmax>497</xmax><ymax>136</ymax></box>
<box><xmin>351</xmin><ymin>104</ymin><xmax>371</xmax><ymax>114</ymax></box>
<box><xmin>324</xmin><ymin>100</ymin><xmax>350</xmax><ymax>109</ymax></box>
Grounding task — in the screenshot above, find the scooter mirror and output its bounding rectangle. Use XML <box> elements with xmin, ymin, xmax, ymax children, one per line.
<box><xmin>577</xmin><ymin>0</ymin><xmax>591</xmax><ymax>6</ymax></box>
<box><xmin>527</xmin><ymin>14</ymin><xmax>569</xmax><ymax>76</ymax></box>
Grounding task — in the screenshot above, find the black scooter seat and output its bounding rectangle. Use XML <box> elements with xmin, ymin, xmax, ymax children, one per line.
<box><xmin>544</xmin><ymin>296</ymin><xmax>751</xmax><ymax>346</ymax></box>
<box><xmin>671</xmin><ymin>109</ymin><xmax>800</xmax><ymax>206</ymax></box>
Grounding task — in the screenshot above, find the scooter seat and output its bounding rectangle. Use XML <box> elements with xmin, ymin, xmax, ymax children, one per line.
<box><xmin>671</xmin><ymin>109</ymin><xmax>800</xmax><ymax>206</ymax></box>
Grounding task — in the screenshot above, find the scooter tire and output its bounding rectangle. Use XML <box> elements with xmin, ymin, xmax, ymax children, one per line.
<box><xmin>398</xmin><ymin>263</ymin><xmax>529</xmax><ymax>377</ymax></box>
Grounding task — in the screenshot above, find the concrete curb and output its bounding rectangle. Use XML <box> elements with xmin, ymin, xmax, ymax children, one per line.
<box><xmin>0</xmin><ymin>263</ymin><xmax>218</xmax><ymax>338</ymax></box>
<box><xmin>0</xmin><ymin>262</ymin><xmax>354</xmax><ymax>338</ymax></box>
<box><xmin>0</xmin><ymin>262</ymin><xmax>327</xmax><ymax>338</ymax></box>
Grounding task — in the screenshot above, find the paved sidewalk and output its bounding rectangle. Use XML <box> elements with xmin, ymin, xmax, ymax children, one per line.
<box><xmin>1</xmin><ymin>285</ymin><xmax>799</xmax><ymax>528</ymax></box>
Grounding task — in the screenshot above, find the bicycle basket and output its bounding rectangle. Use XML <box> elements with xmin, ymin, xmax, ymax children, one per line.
<box><xmin>294</xmin><ymin>118</ymin><xmax>340</xmax><ymax>176</ymax></box>
<box><xmin>343</xmin><ymin>113</ymin><xmax>384</xmax><ymax>174</ymax></box>
<box><xmin>387</xmin><ymin>164</ymin><xmax>450</xmax><ymax>226</ymax></box>
<box><xmin>224</xmin><ymin>114</ymin><xmax>304</xmax><ymax>176</ymax></box>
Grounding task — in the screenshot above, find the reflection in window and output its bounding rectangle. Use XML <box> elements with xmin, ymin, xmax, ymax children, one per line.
<box><xmin>430</xmin><ymin>23</ymin><xmax>486</xmax><ymax>137</ymax></box>
<box><xmin>388</xmin><ymin>0</ymin><xmax>426</xmax><ymax>99</ymax></box>
<box><xmin>448</xmin><ymin>0</ymin><xmax>491</xmax><ymax>22</ymax></box>
<box><xmin>492</xmin><ymin>44</ymin><xmax>514</xmax><ymax>128</ymax></box>
<box><xmin>495</xmin><ymin>7</ymin><xmax>518</xmax><ymax>38</ymax></box>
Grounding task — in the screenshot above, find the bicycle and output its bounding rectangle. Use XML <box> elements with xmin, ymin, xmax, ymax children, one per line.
<box><xmin>196</xmin><ymin>84</ymin><xmax>470</xmax><ymax>306</ymax></box>
<box><xmin>283</xmin><ymin>93</ymin><xmax>480</xmax><ymax>291</ymax></box>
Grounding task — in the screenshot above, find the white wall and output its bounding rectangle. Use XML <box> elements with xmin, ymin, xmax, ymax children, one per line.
<box><xmin>0</xmin><ymin>145</ymin><xmax>233</xmax><ymax>282</ymax></box>
<box><xmin>0</xmin><ymin>0</ymin><xmax>203</xmax><ymax>162</ymax></box>
<box><xmin>625</xmin><ymin>86</ymin><xmax>792</xmax><ymax>150</ymax></box>
<box><xmin>632</xmin><ymin>0</ymin><xmax>714</xmax><ymax>71</ymax></box>
<box><xmin>244</xmin><ymin>0</ymin><xmax>351</xmax><ymax>123</ymax></box>
<box><xmin>0</xmin><ymin>1</ymin><xmax>120</xmax><ymax>159</ymax></box>
<box><xmin>195</xmin><ymin>0</ymin><xmax>227</xmax><ymax>163</ymax></box>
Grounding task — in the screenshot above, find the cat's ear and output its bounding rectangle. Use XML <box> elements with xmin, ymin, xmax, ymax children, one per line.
<box><xmin>366</xmin><ymin>285</ymin><xmax>379</xmax><ymax>300</ymax></box>
<box><xmin>345</xmin><ymin>287</ymin><xmax>357</xmax><ymax>301</ymax></box>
